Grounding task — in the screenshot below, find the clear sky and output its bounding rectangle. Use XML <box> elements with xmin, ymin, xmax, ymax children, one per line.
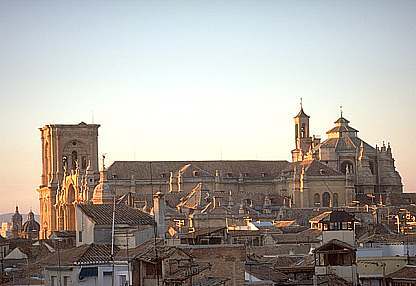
<box><xmin>0</xmin><ymin>1</ymin><xmax>415</xmax><ymax>213</ymax></box>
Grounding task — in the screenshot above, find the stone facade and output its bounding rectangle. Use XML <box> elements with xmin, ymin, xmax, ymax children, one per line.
<box><xmin>37</xmin><ymin>122</ymin><xmax>100</xmax><ymax>239</ymax></box>
<box><xmin>36</xmin><ymin>107</ymin><xmax>404</xmax><ymax>238</ymax></box>
<box><xmin>292</xmin><ymin>106</ymin><xmax>402</xmax><ymax>204</ymax></box>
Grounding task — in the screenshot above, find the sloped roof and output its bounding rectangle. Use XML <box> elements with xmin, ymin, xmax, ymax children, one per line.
<box><xmin>271</xmin><ymin>229</ymin><xmax>321</xmax><ymax>244</ymax></box>
<box><xmin>334</xmin><ymin>117</ymin><xmax>350</xmax><ymax>124</ymax></box>
<box><xmin>41</xmin><ymin>244</ymin><xmax>118</xmax><ymax>266</ymax></box>
<box><xmin>284</xmin><ymin>160</ymin><xmax>342</xmax><ymax>177</ymax></box>
<box><xmin>295</xmin><ymin>107</ymin><xmax>310</xmax><ymax>118</ymax></box>
<box><xmin>193</xmin><ymin>277</ymin><xmax>230</xmax><ymax>286</ymax></box>
<box><xmin>326</xmin><ymin>125</ymin><xmax>358</xmax><ymax>134</ymax></box>
<box><xmin>107</xmin><ymin>160</ymin><xmax>290</xmax><ymax>180</ymax></box>
<box><xmin>314</xmin><ymin>239</ymin><xmax>355</xmax><ymax>253</ymax></box>
<box><xmin>4</xmin><ymin>247</ymin><xmax>28</xmax><ymax>260</ymax></box>
<box><xmin>121</xmin><ymin>238</ymin><xmax>191</xmax><ymax>263</ymax></box>
<box><xmin>177</xmin><ymin>183</ymin><xmax>204</xmax><ymax>210</ymax></box>
<box><xmin>78</xmin><ymin>204</ymin><xmax>154</xmax><ymax>226</ymax></box>
<box><xmin>181</xmin><ymin>227</ymin><xmax>226</xmax><ymax>239</ymax></box>
<box><xmin>245</xmin><ymin>265</ymin><xmax>289</xmax><ymax>282</ymax></box>
<box><xmin>319</xmin><ymin>136</ymin><xmax>376</xmax><ymax>153</ymax></box>
<box><xmin>309</xmin><ymin>210</ymin><xmax>356</xmax><ymax>224</ymax></box>
<box><xmin>387</xmin><ymin>265</ymin><xmax>416</xmax><ymax>280</ymax></box>
<box><xmin>319</xmin><ymin>210</ymin><xmax>357</xmax><ymax>223</ymax></box>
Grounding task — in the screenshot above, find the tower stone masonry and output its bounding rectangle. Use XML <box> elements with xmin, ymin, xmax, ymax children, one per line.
<box><xmin>37</xmin><ymin>122</ymin><xmax>100</xmax><ymax>239</ymax></box>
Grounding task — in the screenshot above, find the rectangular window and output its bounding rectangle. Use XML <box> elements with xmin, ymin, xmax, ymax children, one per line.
<box><xmin>78</xmin><ymin>231</ymin><xmax>82</xmax><ymax>242</ymax></box>
<box><xmin>119</xmin><ymin>275</ymin><xmax>127</xmax><ymax>286</ymax></box>
<box><xmin>63</xmin><ymin>276</ymin><xmax>71</xmax><ymax>286</ymax></box>
<box><xmin>51</xmin><ymin>276</ymin><xmax>57</xmax><ymax>286</ymax></box>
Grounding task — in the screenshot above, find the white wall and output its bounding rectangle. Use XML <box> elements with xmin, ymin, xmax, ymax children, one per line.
<box><xmin>322</xmin><ymin>230</ymin><xmax>355</xmax><ymax>246</ymax></box>
<box><xmin>76</xmin><ymin>206</ymin><xmax>96</xmax><ymax>246</ymax></box>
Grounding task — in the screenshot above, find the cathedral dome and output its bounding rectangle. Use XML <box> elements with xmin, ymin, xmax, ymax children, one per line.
<box><xmin>22</xmin><ymin>211</ymin><xmax>40</xmax><ymax>233</ymax></box>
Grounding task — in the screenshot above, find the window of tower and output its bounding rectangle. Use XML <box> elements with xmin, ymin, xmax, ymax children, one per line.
<box><xmin>369</xmin><ymin>161</ymin><xmax>375</xmax><ymax>175</ymax></box>
<box><xmin>333</xmin><ymin>193</ymin><xmax>339</xmax><ymax>207</ymax></box>
<box><xmin>301</xmin><ymin>123</ymin><xmax>306</xmax><ymax>138</ymax></box>
<box><xmin>81</xmin><ymin>156</ymin><xmax>87</xmax><ymax>169</ymax></box>
<box><xmin>314</xmin><ymin>193</ymin><xmax>320</xmax><ymax>207</ymax></box>
<box><xmin>322</xmin><ymin>192</ymin><xmax>331</xmax><ymax>207</ymax></box>
<box><xmin>295</xmin><ymin>124</ymin><xmax>299</xmax><ymax>139</ymax></box>
<box><xmin>71</xmin><ymin>151</ymin><xmax>78</xmax><ymax>170</ymax></box>
<box><xmin>341</xmin><ymin>161</ymin><xmax>354</xmax><ymax>174</ymax></box>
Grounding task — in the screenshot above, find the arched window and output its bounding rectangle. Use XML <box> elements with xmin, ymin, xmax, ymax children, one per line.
<box><xmin>340</xmin><ymin>161</ymin><xmax>354</xmax><ymax>174</ymax></box>
<box><xmin>369</xmin><ymin>161</ymin><xmax>375</xmax><ymax>175</ymax></box>
<box><xmin>81</xmin><ymin>156</ymin><xmax>87</xmax><ymax>169</ymax></box>
<box><xmin>333</xmin><ymin>193</ymin><xmax>339</xmax><ymax>207</ymax></box>
<box><xmin>71</xmin><ymin>151</ymin><xmax>78</xmax><ymax>170</ymax></box>
<box><xmin>295</xmin><ymin>124</ymin><xmax>299</xmax><ymax>139</ymax></box>
<box><xmin>245</xmin><ymin>198</ymin><xmax>253</xmax><ymax>207</ymax></box>
<box><xmin>322</xmin><ymin>192</ymin><xmax>331</xmax><ymax>207</ymax></box>
<box><xmin>313</xmin><ymin>193</ymin><xmax>320</xmax><ymax>207</ymax></box>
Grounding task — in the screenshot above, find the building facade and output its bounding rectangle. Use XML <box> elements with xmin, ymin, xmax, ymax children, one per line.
<box><xmin>37</xmin><ymin>107</ymin><xmax>403</xmax><ymax>238</ymax></box>
<box><xmin>37</xmin><ymin>122</ymin><xmax>100</xmax><ymax>239</ymax></box>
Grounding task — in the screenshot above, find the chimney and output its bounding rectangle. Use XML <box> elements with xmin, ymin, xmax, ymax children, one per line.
<box><xmin>153</xmin><ymin>192</ymin><xmax>166</xmax><ymax>238</ymax></box>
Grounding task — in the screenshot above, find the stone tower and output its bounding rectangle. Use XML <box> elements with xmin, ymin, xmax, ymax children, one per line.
<box><xmin>11</xmin><ymin>206</ymin><xmax>22</xmax><ymax>238</ymax></box>
<box><xmin>37</xmin><ymin>122</ymin><xmax>100</xmax><ymax>239</ymax></box>
<box><xmin>292</xmin><ymin>102</ymin><xmax>313</xmax><ymax>162</ymax></box>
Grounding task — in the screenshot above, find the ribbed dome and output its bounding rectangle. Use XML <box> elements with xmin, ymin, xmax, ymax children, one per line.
<box><xmin>22</xmin><ymin>211</ymin><xmax>40</xmax><ymax>233</ymax></box>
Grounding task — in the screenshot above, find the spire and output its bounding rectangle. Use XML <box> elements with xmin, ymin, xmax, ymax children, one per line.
<box><xmin>294</xmin><ymin>98</ymin><xmax>310</xmax><ymax>118</ymax></box>
<box><xmin>340</xmin><ymin>105</ymin><xmax>343</xmax><ymax>118</ymax></box>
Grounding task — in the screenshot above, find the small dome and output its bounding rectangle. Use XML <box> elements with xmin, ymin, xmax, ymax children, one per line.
<box><xmin>22</xmin><ymin>212</ymin><xmax>40</xmax><ymax>233</ymax></box>
<box><xmin>92</xmin><ymin>170</ymin><xmax>114</xmax><ymax>204</ymax></box>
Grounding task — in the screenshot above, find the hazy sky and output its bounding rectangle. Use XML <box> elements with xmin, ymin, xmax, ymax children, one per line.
<box><xmin>0</xmin><ymin>1</ymin><xmax>415</xmax><ymax>214</ymax></box>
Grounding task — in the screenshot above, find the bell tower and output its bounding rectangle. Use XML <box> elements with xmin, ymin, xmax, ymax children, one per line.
<box><xmin>37</xmin><ymin>122</ymin><xmax>100</xmax><ymax>239</ymax></box>
<box><xmin>291</xmin><ymin>100</ymin><xmax>313</xmax><ymax>162</ymax></box>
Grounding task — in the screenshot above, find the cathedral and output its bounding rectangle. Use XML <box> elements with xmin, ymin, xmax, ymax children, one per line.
<box><xmin>36</xmin><ymin>106</ymin><xmax>403</xmax><ymax>239</ymax></box>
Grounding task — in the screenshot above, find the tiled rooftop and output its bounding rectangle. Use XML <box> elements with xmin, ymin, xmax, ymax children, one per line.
<box><xmin>78</xmin><ymin>203</ymin><xmax>155</xmax><ymax>226</ymax></box>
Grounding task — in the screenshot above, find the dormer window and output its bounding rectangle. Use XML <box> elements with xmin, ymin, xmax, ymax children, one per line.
<box><xmin>243</xmin><ymin>172</ymin><xmax>249</xmax><ymax>177</ymax></box>
<box><xmin>161</xmin><ymin>173</ymin><xmax>167</xmax><ymax>179</ymax></box>
<box><xmin>193</xmin><ymin>171</ymin><xmax>200</xmax><ymax>177</ymax></box>
<box><xmin>226</xmin><ymin>172</ymin><xmax>233</xmax><ymax>177</ymax></box>
<box><xmin>112</xmin><ymin>174</ymin><xmax>118</xmax><ymax>179</ymax></box>
<box><xmin>261</xmin><ymin>172</ymin><xmax>267</xmax><ymax>177</ymax></box>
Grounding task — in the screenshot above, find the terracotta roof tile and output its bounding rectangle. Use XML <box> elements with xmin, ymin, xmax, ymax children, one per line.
<box><xmin>78</xmin><ymin>204</ymin><xmax>155</xmax><ymax>226</ymax></box>
<box><xmin>387</xmin><ymin>265</ymin><xmax>416</xmax><ymax>279</ymax></box>
<box><xmin>40</xmin><ymin>244</ymin><xmax>118</xmax><ymax>266</ymax></box>
<box><xmin>245</xmin><ymin>265</ymin><xmax>289</xmax><ymax>282</ymax></box>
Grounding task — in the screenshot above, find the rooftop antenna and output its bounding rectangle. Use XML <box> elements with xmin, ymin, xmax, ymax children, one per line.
<box><xmin>111</xmin><ymin>191</ymin><xmax>116</xmax><ymax>286</ymax></box>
